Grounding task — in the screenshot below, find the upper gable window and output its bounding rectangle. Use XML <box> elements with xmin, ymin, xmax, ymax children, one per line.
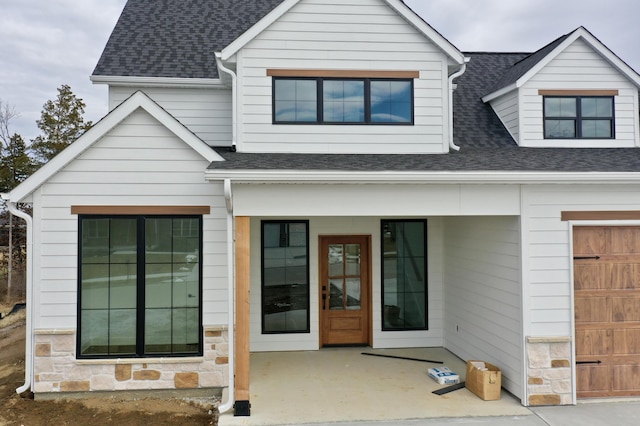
<box><xmin>273</xmin><ymin>76</ymin><xmax>414</xmax><ymax>125</ymax></box>
<box><xmin>543</xmin><ymin>96</ymin><xmax>614</xmax><ymax>139</ymax></box>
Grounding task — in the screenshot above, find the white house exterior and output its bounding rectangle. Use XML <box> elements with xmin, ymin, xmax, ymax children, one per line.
<box><xmin>4</xmin><ymin>0</ymin><xmax>640</xmax><ymax>418</ymax></box>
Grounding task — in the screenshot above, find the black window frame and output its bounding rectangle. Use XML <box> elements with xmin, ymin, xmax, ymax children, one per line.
<box><xmin>261</xmin><ymin>220</ymin><xmax>311</xmax><ymax>334</ymax></box>
<box><xmin>381</xmin><ymin>219</ymin><xmax>428</xmax><ymax>332</ymax></box>
<box><xmin>272</xmin><ymin>77</ymin><xmax>414</xmax><ymax>125</ymax></box>
<box><xmin>77</xmin><ymin>214</ymin><xmax>204</xmax><ymax>359</ymax></box>
<box><xmin>543</xmin><ymin>95</ymin><xmax>615</xmax><ymax>139</ymax></box>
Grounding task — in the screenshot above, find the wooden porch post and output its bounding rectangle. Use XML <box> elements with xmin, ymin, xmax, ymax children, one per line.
<box><xmin>234</xmin><ymin>216</ymin><xmax>251</xmax><ymax>416</ymax></box>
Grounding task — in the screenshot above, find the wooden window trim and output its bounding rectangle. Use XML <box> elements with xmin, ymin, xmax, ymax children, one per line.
<box><xmin>561</xmin><ymin>211</ymin><xmax>640</xmax><ymax>221</ymax></box>
<box><xmin>539</xmin><ymin>90</ymin><xmax>619</xmax><ymax>96</ymax></box>
<box><xmin>71</xmin><ymin>205</ymin><xmax>210</xmax><ymax>215</ymax></box>
<box><xmin>267</xmin><ymin>69</ymin><xmax>420</xmax><ymax>79</ymax></box>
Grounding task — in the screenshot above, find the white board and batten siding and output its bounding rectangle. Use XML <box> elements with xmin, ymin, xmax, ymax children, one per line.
<box><xmin>109</xmin><ymin>86</ymin><xmax>233</xmax><ymax>147</ymax></box>
<box><xmin>520</xmin><ymin>38</ymin><xmax>639</xmax><ymax>148</ymax></box>
<box><xmin>236</xmin><ymin>0</ymin><xmax>452</xmax><ymax>154</ymax></box>
<box><xmin>31</xmin><ymin>109</ymin><xmax>228</xmax><ymax>330</ymax></box>
<box><xmin>443</xmin><ymin>216</ymin><xmax>523</xmax><ymax>398</ymax></box>
<box><xmin>522</xmin><ymin>184</ymin><xmax>640</xmax><ymax>338</ymax></box>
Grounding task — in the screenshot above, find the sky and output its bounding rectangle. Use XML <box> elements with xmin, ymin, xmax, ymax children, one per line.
<box><xmin>2</xmin><ymin>0</ymin><xmax>640</xmax><ymax>142</ymax></box>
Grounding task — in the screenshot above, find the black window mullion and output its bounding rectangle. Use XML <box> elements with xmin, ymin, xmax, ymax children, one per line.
<box><xmin>317</xmin><ymin>78</ymin><xmax>323</xmax><ymax>123</ymax></box>
<box><xmin>364</xmin><ymin>79</ymin><xmax>371</xmax><ymax>122</ymax></box>
<box><xmin>136</xmin><ymin>217</ymin><xmax>145</xmax><ymax>357</ymax></box>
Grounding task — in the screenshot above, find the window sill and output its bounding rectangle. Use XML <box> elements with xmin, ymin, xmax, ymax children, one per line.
<box><xmin>76</xmin><ymin>356</ymin><xmax>205</xmax><ymax>365</ymax></box>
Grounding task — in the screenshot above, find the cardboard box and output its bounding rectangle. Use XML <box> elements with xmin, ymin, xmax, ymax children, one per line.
<box><xmin>428</xmin><ymin>366</ymin><xmax>460</xmax><ymax>385</ymax></box>
<box><xmin>465</xmin><ymin>360</ymin><xmax>502</xmax><ymax>400</ymax></box>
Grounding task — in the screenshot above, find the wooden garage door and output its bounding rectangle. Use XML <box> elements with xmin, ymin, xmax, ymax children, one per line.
<box><xmin>574</xmin><ymin>226</ymin><xmax>640</xmax><ymax>398</ymax></box>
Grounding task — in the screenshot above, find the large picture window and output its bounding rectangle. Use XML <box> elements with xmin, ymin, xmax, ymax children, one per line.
<box><xmin>273</xmin><ymin>77</ymin><xmax>413</xmax><ymax>124</ymax></box>
<box><xmin>544</xmin><ymin>96</ymin><xmax>614</xmax><ymax>139</ymax></box>
<box><xmin>381</xmin><ymin>220</ymin><xmax>428</xmax><ymax>331</ymax></box>
<box><xmin>261</xmin><ymin>221</ymin><xmax>310</xmax><ymax>333</ymax></box>
<box><xmin>78</xmin><ymin>215</ymin><xmax>202</xmax><ymax>358</ymax></box>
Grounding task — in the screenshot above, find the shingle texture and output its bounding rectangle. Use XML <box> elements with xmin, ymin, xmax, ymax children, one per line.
<box><xmin>93</xmin><ymin>0</ymin><xmax>285</xmax><ymax>78</ymax></box>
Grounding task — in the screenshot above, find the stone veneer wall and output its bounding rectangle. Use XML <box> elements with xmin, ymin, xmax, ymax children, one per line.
<box><xmin>33</xmin><ymin>326</ymin><xmax>228</xmax><ymax>394</ymax></box>
<box><xmin>526</xmin><ymin>336</ymin><xmax>573</xmax><ymax>406</ymax></box>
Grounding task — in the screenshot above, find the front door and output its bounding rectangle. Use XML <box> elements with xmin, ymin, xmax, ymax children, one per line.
<box><xmin>320</xmin><ymin>236</ymin><xmax>371</xmax><ymax>346</ymax></box>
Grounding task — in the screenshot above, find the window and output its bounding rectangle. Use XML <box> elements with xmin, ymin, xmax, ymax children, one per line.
<box><xmin>261</xmin><ymin>221</ymin><xmax>310</xmax><ymax>333</ymax></box>
<box><xmin>544</xmin><ymin>96</ymin><xmax>614</xmax><ymax>139</ymax></box>
<box><xmin>273</xmin><ymin>77</ymin><xmax>413</xmax><ymax>124</ymax></box>
<box><xmin>381</xmin><ymin>220</ymin><xmax>427</xmax><ymax>331</ymax></box>
<box><xmin>78</xmin><ymin>216</ymin><xmax>202</xmax><ymax>358</ymax></box>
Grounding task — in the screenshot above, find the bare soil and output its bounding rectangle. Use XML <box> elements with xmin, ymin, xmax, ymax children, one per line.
<box><xmin>0</xmin><ymin>303</ymin><xmax>217</xmax><ymax>426</ymax></box>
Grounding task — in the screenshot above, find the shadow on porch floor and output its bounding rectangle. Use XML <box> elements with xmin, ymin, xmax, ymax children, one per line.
<box><xmin>218</xmin><ymin>347</ymin><xmax>531</xmax><ymax>425</ymax></box>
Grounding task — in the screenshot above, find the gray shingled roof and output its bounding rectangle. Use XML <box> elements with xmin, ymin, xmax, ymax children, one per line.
<box><xmin>93</xmin><ymin>0</ymin><xmax>285</xmax><ymax>78</ymax></box>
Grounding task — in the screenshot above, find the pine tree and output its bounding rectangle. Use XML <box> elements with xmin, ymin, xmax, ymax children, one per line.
<box><xmin>0</xmin><ymin>133</ymin><xmax>35</xmax><ymax>193</ymax></box>
<box><xmin>30</xmin><ymin>84</ymin><xmax>93</xmax><ymax>164</ymax></box>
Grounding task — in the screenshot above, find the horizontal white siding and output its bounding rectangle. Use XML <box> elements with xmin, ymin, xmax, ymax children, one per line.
<box><xmin>444</xmin><ymin>216</ymin><xmax>523</xmax><ymax>398</ymax></box>
<box><xmin>237</xmin><ymin>0</ymin><xmax>451</xmax><ymax>154</ymax></box>
<box><xmin>33</xmin><ymin>109</ymin><xmax>227</xmax><ymax>329</ymax></box>
<box><xmin>521</xmin><ymin>38</ymin><xmax>639</xmax><ymax>147</ymax></box>
<box><xmin>489</xmin><ymin>90</ymin><xmax>520</xmax><ymax>143</ymax></box>
<box><xmin>522</xmin><ymin>184</ymin><xmax>640</xmax><ymax>338</ymax></box>
<box><xmin>248</xmin><ymin>216</ymin><xmax>445</xmax><ymax>352</ymax></box>
<box><xmin>109</xmin><ymin>86</ymin><xmax>232</xmax><ymax>147</ymax></box>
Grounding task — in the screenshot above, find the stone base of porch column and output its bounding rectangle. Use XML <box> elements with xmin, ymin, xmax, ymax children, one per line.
<box><xmin>526</xmin><ymin>336</ymin><xmax>573</xmax><ymax>406</ymax></box>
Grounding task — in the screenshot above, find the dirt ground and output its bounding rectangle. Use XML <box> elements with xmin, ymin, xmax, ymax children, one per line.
<box><xmin>0</xmin><ymin>303</ymin><xmax>217</xmax><ymax>426</ymax></box>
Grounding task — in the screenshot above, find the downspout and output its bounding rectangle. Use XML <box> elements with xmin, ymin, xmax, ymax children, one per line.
<box><xmin>448</xmin><ymin>58</ymin><xmax>470</xmax><ymax>152</ymax></box>
<box><xmin>218</xmin><ymin>179</ymin><xmax>235</xmax><ymax>414</ymax></box>
<box><xmin>215</xmin><ymin>53</ymin><xmax>238</xmax><ymax>152</ymax></box>
<box><xmin>1</xmin><ymin>195</ymin><xmax>33</xmax><ymax>395</ymax></box>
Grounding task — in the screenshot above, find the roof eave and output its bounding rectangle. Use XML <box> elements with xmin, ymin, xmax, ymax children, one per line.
<box><xmin>204</xmin><ymin>169</ymin><xmax>640</xmax><ymax>185</ymax></box>
<box><xmin>90</xmin><ymin>75</ymin><xmax>225</xmax><ymax>89</ymax></box>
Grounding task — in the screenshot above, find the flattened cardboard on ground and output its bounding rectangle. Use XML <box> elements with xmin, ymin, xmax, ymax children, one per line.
<box><xmin>466</xmin><ymin>360</ymin><xmax>502</xmax><ymax>400</ymax></box>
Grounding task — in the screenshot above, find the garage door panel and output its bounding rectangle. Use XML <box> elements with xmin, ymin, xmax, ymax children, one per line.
<box><xmin>576</xmin><ymin>365</ymin><xmax>609</xmax><ymax>393</ymax></box>
<box><xmin>576</xmin><ymin>329</ymin><xmax>610</xmax><ymax>356</ymax></box>
<box><xmin>612</xmin><ymin>297</ymin><xmax>640</xmax><ymax>322</ymax></box>
<box><xmin>613</xmin><ymin>365</ymin><xmax>640</xmax><ymax>391</ymax></box>
<box><xmin>613</xmin><ymin>329</ymin><xmax>640</xmax><ymax>355</ymax></box>
<box><xmin>574</xmin><ymin>227</ymin><xmax>608</xmax><ymax>255</ymax></box>
<box><xmin>610</xmin><ymin>227</ymin><xmax>640</xmax><ymax>254</ymax></box>
<box><xmin>574</xmin><ymin>264</ymin><xmax>607</xmax><ymax>290</ymax></box>
<box><xmin>575</xmin><ymin>296</ymin><xmax>610</xmax><ymax>323</ymax></box>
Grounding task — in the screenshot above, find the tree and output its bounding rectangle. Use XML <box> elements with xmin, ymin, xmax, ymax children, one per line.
<box><xmin>0</xmin><ymin>134</ymin><xmax>35</xmax><ymax>193</ymax></box>
<box><xmin>0</xmin><ymin>98</ymin><xmax>18</xmax><ymax>150</ymax></box>
<box><xmin>30</xmin><ymin>84</ymin><xmax>93</xmax><ymax>164</ymax></box>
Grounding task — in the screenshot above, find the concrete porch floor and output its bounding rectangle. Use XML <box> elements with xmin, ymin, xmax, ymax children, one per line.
<box><xmin>218</xmin><ymin>347</ymin><xmax>531</xmax><ymax>425</ymax></box>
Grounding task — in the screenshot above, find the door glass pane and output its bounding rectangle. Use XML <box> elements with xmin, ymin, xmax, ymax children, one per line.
<box><xmin>346</xmin><ymin>278</ymin><xmax>361</xmax><ymax>310</ymax></box>
<box><xmin>329</xmin><ymin>278</ymin><xmax>344</xmax><ymax>310</ymax></box>
<box><xmin>328</xmin><ymin>244</ymin><xmax>344</xmax><ymax>276</ymax></box>
<box><xmin>345</xmin><ymin>244</ymin><xmax>361</xmax><ymax>276</ymax></box>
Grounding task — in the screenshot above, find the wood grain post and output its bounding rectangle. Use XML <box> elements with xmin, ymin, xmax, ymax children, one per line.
<box><xmin>234</xmin><ymin>216</ymin><xmax>251</xmax><ymax>416</ymax></box>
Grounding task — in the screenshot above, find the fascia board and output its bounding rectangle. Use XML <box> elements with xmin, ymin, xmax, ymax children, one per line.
<box><xmin>90</xmin><ymin>75</ymin><xmax>225</xmax><ymax>89</ymax></box>
<box><xmin>482</xmin><ymin>83</ymin><xmax>518</xmax><ymax>103</ymax></box>
<box><xmin>9</xmin><ymin>92</ymin><xmax>222</xmax><ymax>202</ymax></box>
<box><xmin>221</xmin><ymin>0</ymin><xmax>300</xmax><ymax>61</ymax></box>
<box><xmin>384</xmin><ymin>0</ymin><xmax>465</xmax><ymax>65</ymax></box>
<box><xmin>205</xmin><ymin>169</ymin><xmax>640</xmax><ymax>185</ymax></box>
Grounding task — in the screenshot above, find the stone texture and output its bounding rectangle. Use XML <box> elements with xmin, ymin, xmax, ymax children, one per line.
<box><xmin>529</xmin><ymin>394</ymin><xmax>561</xmax><ymax>406</ymax></box>
<box><xmin>133</xmin><ymin>369</ymin><xmax>161</xmax><ymax>380</ymax></box>
<box><xmin>91</xmin><ymin>375</ymin><xmax>116</xmax><ymax>391</ymax></box>
<box><xmin>115</xmin><ymin>364</ymin><xmax>132</xmax><ymax>381</ymax></box>
<box><xmin>35</xmin><ymin>343</ymin><xmax>51</xmax><ymax>357</ymax></box>
<box><xmin>52</xmin><ymin>335</ymin><xmax>76</xmax><ymax>352</ymax></box>
<box><xmin>543</xmin><ymin>368</ymin><xmax>570</xmax><ymax>380</ymax></box>
<box><xmin>215</xmin><ymin>357</ymin><xmax>229</xmax><ymax>365</ymax></box>
<box><xmin>551</xmin><ymin>359</ymin><xmax>570</xmax><ymax>368</ymax></box>
<box><xmin>175</xmin><ymin>372</ymin><xmax>199</xmax><ymax>389</ymax></box>
<box><xmin>206</xmin><ymin>330</ymin><xmax>222</xmax><ymax>337</ymax></box>
<box><xmin>60</xmin><ymin>381</ymin><xmax>91</xmax><ymax>392</ymax></box>
<box><xmin>528</xmin><ymin>377</ymin><xmax>544</xmax><ymax>385</ymax></box>
<box><xmin>550</xmin><ymin>342</ymin><xmax>571</xmax><ymax>359</ymax></box>
<box><xmin>33</xmin><ymin>382</ymin><xmax>54</xmax><ymax>393</ymax></box>
<box><xmin>551</xmin><ymin>379</ymin><xmax>572</xmax><ymax>394</ymax></box>
<box><xmin>34</xmin><ymin>357</ymin><xmax>54</xmax><ymax>374</ymax></box>
<box><xmin>66</xmin><ymin>366</ymin><xmax>92</xmax><ymax>381</ymax></box>
<box><xmin>528</xmin><ymin>344</ymin><xmax>551</xmax><ymax>369</ymax></box>
<box><xmin>199</xmin><ymin>372</ymin><xmax>223</xmax><ymax>387</ymax></box>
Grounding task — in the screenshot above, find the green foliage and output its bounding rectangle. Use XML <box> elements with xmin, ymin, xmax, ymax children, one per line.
<box><xmin>30</xmin><ymin>84</ymin><xmax>93</xmax><ymax>164</ymax></box>
<box><xmin>0</xmin><ymin>133</ymin><xmax>35</xmax><ymax>193</ymax></box>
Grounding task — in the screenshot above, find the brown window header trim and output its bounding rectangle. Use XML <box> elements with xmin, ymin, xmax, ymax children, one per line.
<box><xmin>267</xmin><ymin>69</ymin><xmax>420</xmax><ymax>79</ymax></box>
<box><xmin>539</xmin><ymin>90</ymin><xmax>619</xmax><ymax>96</ymax></box>
<box><xmin>71</xmin><ymin>206</ymin><xmax>211</xmax><ymax>215</ymax></box>
<box><xmin>561</xmin><ymin>211</ymin><xmax>640</xmax><ymax>221</ymax></box>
